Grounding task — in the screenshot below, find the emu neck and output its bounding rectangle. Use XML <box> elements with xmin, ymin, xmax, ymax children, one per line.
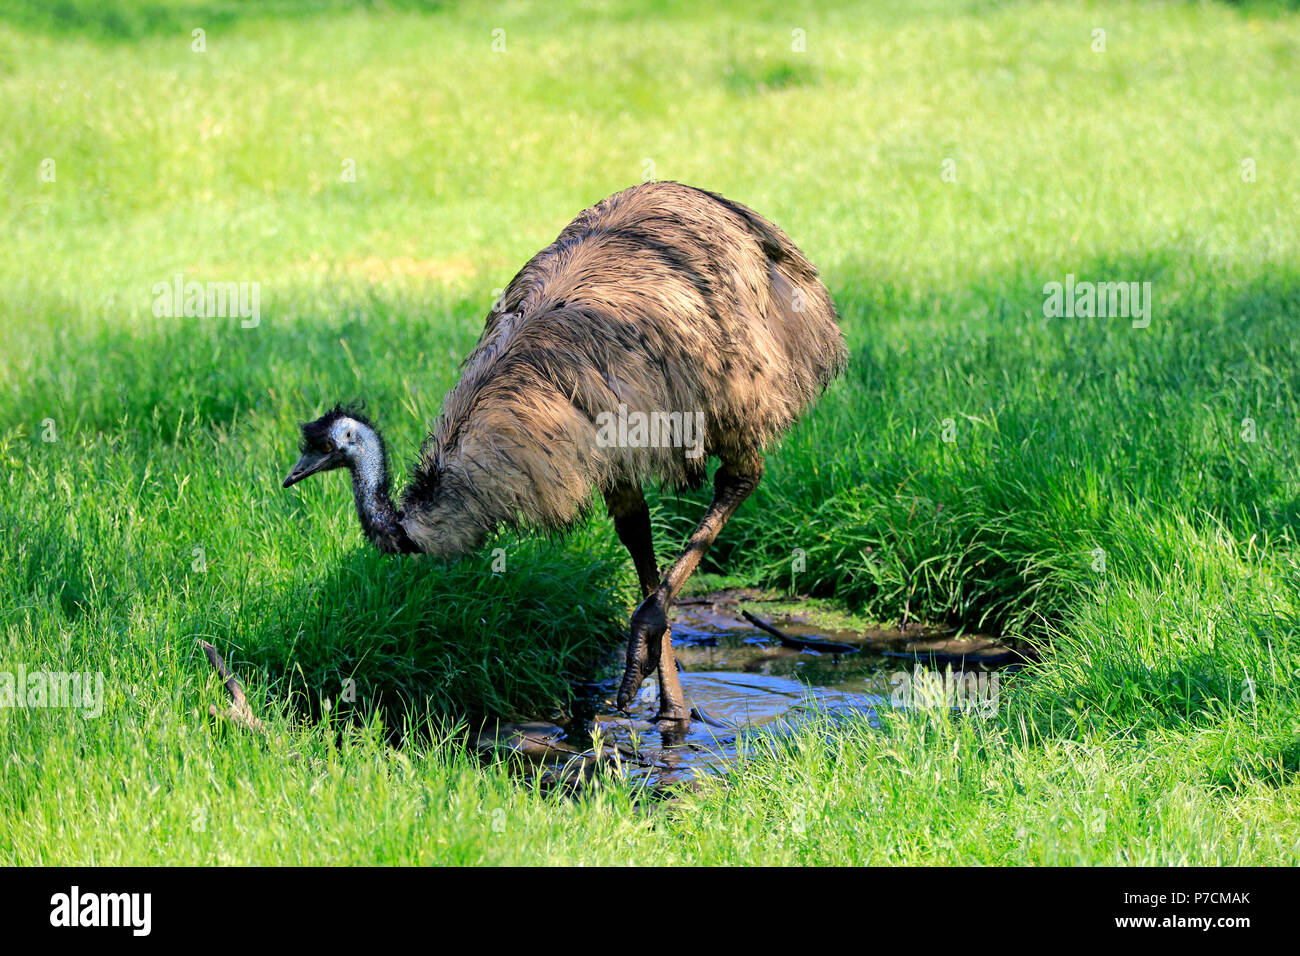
<box><xmin>349</xmin><ymin>428</ymin><xmax>415</xmax><ymax>554</ymax></box>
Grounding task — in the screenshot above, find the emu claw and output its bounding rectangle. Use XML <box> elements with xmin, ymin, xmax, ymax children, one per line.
<box><xmin>616</xmin><ymin>595</ymin><xmax>670</xmax><ymax>711</ymax></box>
<box><xmin>616</xmin><ymin>636</ymin><xmax>651</xmax><ymax>711</ymax></box>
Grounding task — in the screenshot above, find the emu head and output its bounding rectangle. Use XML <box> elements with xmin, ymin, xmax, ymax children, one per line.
<box><xmin>282</xmin><ymin>405</ymin><xmax>373</xmax><ymax>488</ymax></box>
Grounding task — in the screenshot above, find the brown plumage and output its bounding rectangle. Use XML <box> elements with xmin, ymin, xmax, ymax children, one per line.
<box><xmin>283</xmin><ymin>180</ymin><xmax>846</xmax><ymax>725</ymax></box>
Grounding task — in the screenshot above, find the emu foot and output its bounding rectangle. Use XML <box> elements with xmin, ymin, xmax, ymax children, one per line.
<box><xmin>653</xmin><ymin>706</ymin><xmax>691</xmax><ymax>725</ymax></box>
<box><xmin>653</xmin><ymin>712</ymin><xmax>691</xmax><ymax>747</ymax></box>
<box><xmin>616</xmin><ymin>595</ymin><xmax>670</xmax><ymax>711</ymax></box>
<box><xmin>653</xmin><ymin>680</ymin><xmax>691</xmax><ymax>746</ymax></box>
<box><xmin>616</xmin><ymin>627</ymin><xmax>667</xmax><ymax>711</ymax></box>
<box><xmin>615</xmin><ymin>634</ymin><xmax>653</xmax><ymax>711</ymax></box>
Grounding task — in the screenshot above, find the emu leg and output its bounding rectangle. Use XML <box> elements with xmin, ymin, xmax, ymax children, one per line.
<box><xmin>605</xmin><ymin>483</ymin><xmax>663</xmax><ymax>710</ymax></box>
<box><xmin>616</xmin><ymin>456</ymin><xmax>764</xmax><ymax>723</ymax></box>
<box><xmin>605</xmin><ymin>483</ymin><xmax>661</xmax><ymax>600</ymax></box>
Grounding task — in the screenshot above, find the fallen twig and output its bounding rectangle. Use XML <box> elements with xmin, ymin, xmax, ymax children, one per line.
<box><xmin>740</xmin><ymin>609</ymin><xmax>859</xmax><ymax>655</ymax></box>
<box><xmin>199</xmin><ymin>640</ymin><xmax>266</xmax><ymax>734</ymax></box>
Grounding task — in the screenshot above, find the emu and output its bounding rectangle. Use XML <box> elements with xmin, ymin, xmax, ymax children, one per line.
<box><xmin>282</xmin><ymin>181</ymin><xmax>846</xmax><ymax>726</ymax></box>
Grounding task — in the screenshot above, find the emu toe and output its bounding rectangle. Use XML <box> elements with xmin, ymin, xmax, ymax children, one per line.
<box><xmin>616</xmin><ymin>634</ymin><xmax>653</xmax><ymax>711</ymax></box>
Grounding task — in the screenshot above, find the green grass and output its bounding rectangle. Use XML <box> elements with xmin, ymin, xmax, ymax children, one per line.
<box><xmin>3</xmin><ymin>0</ymin><xmax>1299</xmax><ymax>864</ymax></box>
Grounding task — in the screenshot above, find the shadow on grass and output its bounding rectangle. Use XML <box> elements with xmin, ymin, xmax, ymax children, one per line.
<box><xmin>194</xmin><ymin>534</ymin><xmax>629</xmax><ymax>742</ymax></box>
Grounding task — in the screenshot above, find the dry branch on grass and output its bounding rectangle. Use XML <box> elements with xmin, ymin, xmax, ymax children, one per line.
<box><xmin>199</xmin><ymin>640</ymin><xmax>266</xmax><ymax>734</ymax></box>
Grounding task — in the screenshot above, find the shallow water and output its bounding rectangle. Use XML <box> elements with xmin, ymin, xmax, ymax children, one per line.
<box><xmin>470</xmin><ymin>590</ymin><xmax>1022</xmax><ymax>791</ymax></box>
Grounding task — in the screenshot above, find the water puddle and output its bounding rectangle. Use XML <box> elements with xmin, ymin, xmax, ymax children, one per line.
<box><xmin>469</xmin><ymin>590</ymin><xmax>1025</xmax><ymax>794</ymax></box>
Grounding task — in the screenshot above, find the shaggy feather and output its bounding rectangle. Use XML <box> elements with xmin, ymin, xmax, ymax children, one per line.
<box><xmin>395</xmin><ymin>181</ymin><xmax>846</xmax><ymax>556</ymax></box>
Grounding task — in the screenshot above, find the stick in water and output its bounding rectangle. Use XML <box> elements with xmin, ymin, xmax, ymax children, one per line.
<box><xmin>740</xmin><ymin>609</ymin><xmax>859</xmax><ymax>655</ymax></box>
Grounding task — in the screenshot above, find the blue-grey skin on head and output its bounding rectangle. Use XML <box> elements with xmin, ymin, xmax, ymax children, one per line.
<box><xmin>282</xmin><ymin>405</ymin><xmax>417</xmax><ymax>553</ymax></box>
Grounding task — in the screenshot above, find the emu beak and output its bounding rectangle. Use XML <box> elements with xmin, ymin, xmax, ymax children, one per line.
<box><xmin>282</xmin><ymin>450</ymin><xmax>333</xmax><ymax>488</ymax></box>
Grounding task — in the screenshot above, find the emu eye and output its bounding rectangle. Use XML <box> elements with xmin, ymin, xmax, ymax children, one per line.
<box><xmin>322</xmin><ymin>440</ymin><xmax>336</xmax><ymax>453</ymax></box>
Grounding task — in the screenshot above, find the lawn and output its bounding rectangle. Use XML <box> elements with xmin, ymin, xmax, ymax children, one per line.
<box><xmin>2</xmin><ymin>0</ymin><xmax>1299</xmax><ymax>864</ymax></box>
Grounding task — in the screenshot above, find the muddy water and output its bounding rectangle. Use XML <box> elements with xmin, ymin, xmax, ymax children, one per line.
<box><xmin>470</xmin><ymin>590</ymin><xmax>1023</xmax><ymax>792</ymax></box>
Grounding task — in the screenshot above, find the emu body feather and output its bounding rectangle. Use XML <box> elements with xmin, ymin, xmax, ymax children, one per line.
<box><xmin>398</xmin><ymin>181</ymin><xmax>846</xmax><ymax>555</ymax></box>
